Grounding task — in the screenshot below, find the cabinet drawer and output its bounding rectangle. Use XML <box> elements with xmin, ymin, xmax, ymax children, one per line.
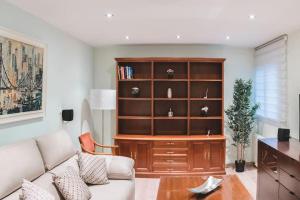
<box><xmin>279</xmin><ymin>169</ymin><xmax>300</xmax><ymax>198</ymax></box>
<box><xmin>153</xmin><ymin>156</ymin><xmax>188</xmax><ymax>164</ymax></box>
<box><xmin>153</xmin><ymin>141</ymin><xmax>188</xmax><ymax>148</ymax></box>
<box><xmin>153</xmin><ymin>148</ymin><xmax>188</xmax><ymax>156</ymax></box>
<box><xmin>279</xmin><ymin>184</ymin><xmax>300</xmax><ymax>200</ymax></box>
<box><xmin>153</xmin><ymin>163</ymin><xmax>188</xmax><ymax>172</ymax></box>
<box><xmin>279</xmin><ymin>154</ymin><xmax>300</xmax><ymax>181</ymax></box>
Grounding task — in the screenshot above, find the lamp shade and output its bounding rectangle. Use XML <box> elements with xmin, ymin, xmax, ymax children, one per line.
<box><xmin>89</xmin><ymin>89</ymin><xmax>116</xmax><ymax>110</ymax></box>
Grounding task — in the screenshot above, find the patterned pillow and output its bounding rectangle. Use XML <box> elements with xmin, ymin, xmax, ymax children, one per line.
<box><xmin>53</xmin><ymin>167</ymin><xmax>91</xmax><ymax>200</ymax></box>
<box><xmin>20</xmin><ymin>179</ymin><xmax>54</xmax><ymax>200</ymax></box>
<box><xmin>77</xmin><ymin>152</ymin><xmax>109</xmax><ymax>185</ymax></box>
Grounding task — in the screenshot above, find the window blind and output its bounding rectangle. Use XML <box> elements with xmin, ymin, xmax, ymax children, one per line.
<box><xmin>254</xmin><ymin>35</ymin><xmax>288</xmax><ymax>125</ymax></box>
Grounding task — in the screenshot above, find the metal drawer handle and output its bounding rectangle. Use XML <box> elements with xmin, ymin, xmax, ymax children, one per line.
<box><xmin>290</xmin><ymin>174</ymin><xmax>295</xmax><ymax>178</ymax></box>
<box><xmin>167</xmin><ymin>151</ymin><xmax>174</xmax><ymax>154</ymax></box>
<box><xmin>289</xmin><ymin>191</ymin><xmax>295</xmax><ymax>196</ymax></box>
<box><xmin>275</xmin><ymin>179</ymin><xmax>279</xmax><ymax>182</ymax></box>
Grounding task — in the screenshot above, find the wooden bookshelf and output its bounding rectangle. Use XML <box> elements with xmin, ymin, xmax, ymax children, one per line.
<box><xmin>114</xmin><ymin>57</ymin><xmax>225</xmax><ymax>177</ymax></box>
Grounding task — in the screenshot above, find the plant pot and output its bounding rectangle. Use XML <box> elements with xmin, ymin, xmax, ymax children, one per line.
<box><xmin>235</xmin><ymin>160</ymin><xmax>245</xmax><ymax>172</ymax></box>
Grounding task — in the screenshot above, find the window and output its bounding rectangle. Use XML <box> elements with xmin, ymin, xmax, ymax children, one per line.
<box><xmin>254</xmin><ymin>35</ymin><xmax>288</xmax><ymax>125</ymax></box>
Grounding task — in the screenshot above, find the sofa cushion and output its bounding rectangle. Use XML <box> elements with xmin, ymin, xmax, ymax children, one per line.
<box><xmin>107</xmin><ymin>156</ymin><xmax>135</xmax><ymax>180</ymax></box>
<box><xmin>32</xmin><ymin>173</ymin><xmax>61</xmax><ymax>200</ymax></box>
<box><xmin>36</xmin><ymin>129</ymin><xmax>76</xmax><ymax>170</ymax></box>
<box><xmin>0</xmin><ymin>139</ymin><xmax>45</xmax><ymax>199</ymax></box>
<box><xmin>78</xmin><ymin>153</ymin><xmax>109</xmax><ymax>185</ymax></box>
<box><xmin>89</xmin><ymin>179</ymin><xmax>135</xmax><ymax>200</ymax></box>
<box><xmin>20</xmin><ymin>179</ymin><xmax>55</xmax><ymax>200</ymax></box>
<box><xmin>49</xmin><ymin>155</ymin><xmax>79</xmax><ymax>176</ymax></box>
<box><xmin>53</xmin><ymin>167</ymin><xmax>91</xmax><ymax>200</ymax></box>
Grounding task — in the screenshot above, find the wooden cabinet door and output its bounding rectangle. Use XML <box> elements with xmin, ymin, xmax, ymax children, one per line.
<box><xmin>117</xmin><ymin>140</ymin><xmax>134</xmax><ymax>159</ymax></box>
<box><xmin>190</xmin><ymin>141</ymin><xmax>208</xmax><ymax>172</ymax></box>
<box><xmin>134</xmin><ymin>141</ymin><xmax>151</xmax><ymax>172</ymax></box>
<box><xmin>207</xmin><ymin>141</ymin><xmax>225</xmax><ymax>171</ymax></box>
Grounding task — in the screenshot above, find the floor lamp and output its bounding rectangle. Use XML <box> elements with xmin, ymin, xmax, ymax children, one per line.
<box><xmin>89</xmin><ymin>89</ymin><xmax>116</xmax><ymax>152</ymax></box>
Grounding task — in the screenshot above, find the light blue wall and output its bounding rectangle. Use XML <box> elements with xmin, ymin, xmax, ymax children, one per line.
<box><xmin>0</xmin><ymin>1</ymin><xmax>94</xmax><ymax>147</ymax></box>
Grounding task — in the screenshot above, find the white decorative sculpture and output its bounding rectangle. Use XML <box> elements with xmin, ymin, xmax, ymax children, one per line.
<box><xmin>168</xmin><ymin>108</ymin><xmax>174</xmax><ymax>117</ymax></box>
<box><xmin>167</xmin><ymin>88</ymin><xmax>172</xmax><ymax>99</ymax></box>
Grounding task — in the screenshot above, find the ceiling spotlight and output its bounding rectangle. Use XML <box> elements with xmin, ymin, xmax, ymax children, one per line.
<box><xmin>176</xmin><ymin>35</ymin><xmax>181</xmax><ymax>39</ymax></box>
<box><xmin>125</xmin><ymin>36</ymin><xmax>129</xmax><ymax>40</ymax></box>
<box><xmin>226</xmin><ymin>36</ymin><xmax>230</xmax><ymax>40</ymax></box>
<box><xmin>249</xmin><ymin>14</ymin><xmax>256</xmax><ymax>20</ymax></box>
<box><xmin>105</xmin><ymin>13</ymin><xmax>114</xmax><ymax>18</ymax></box>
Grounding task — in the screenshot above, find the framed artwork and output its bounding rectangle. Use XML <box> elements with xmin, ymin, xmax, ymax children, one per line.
<box><xmin>0</xmin><ymin>27</ymin><xmax>47</xmax><ymax>124</ymax></box>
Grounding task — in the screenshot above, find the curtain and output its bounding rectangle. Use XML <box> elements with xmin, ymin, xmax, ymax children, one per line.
<box><xmin>254</xmin><ymin>36</ymin><xmax>288</xmax><ymax>125</ymax></box>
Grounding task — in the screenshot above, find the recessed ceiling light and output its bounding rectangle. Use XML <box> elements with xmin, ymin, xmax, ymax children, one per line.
<box><xmin>249</xmin><ymin>14</ymin><xmax>256</xmax><ymax>20</ymax></box>
<box><xmin>226</xmin><ymin>36</ymin><xmax>230</xmax><ymax>40</ymax></box>
<box><xmin>105</xmin><ymin>13</ymin><xmax>114</xmax><ymax>18</ymax></box>
<box><xmin>125</xmin><ymin>36</ymin><xmax>129</xmax><ymax>40</ymax></box>
<box><xmin>176</xmin><ymin>35</ymin><xmax>181</xmax><ymax>39</ymax></box>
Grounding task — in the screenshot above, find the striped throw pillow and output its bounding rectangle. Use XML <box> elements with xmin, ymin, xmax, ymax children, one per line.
<box><xmin>77</xmin><ymin>152</ymin><xmax>109</xmax><ymax>185</ymax></box>
<box><xmin>20</xmin><ymin>179</ymin><xmax>54</xmax><ymax>200</ymax></box>
<box><xmin>53</xmin><ymin>167</ymin><xmax>91</xmax><ymax>200</ymax></box>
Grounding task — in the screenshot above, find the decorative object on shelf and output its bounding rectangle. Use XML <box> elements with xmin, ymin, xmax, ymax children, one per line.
<box><xmin>168</xmin><ymin>108</ymin><xmax>174</xmax><ymax>117</ymax></box>
<box><xmin>167</xmin><ymin>88</ymin><xmax>172</xmax><ymax>99</ymax></box>
<box><xmin>131</xmin><ymin>87</ymin><xmax>140</xmax><ymax>97</ymax></box>
<box><xmin>167</xmin><ymin>68</ymin><xmax>174</xmax><ymax>79</ymax></box>
<box><xmin>188</xmin><ymin>176</ymin><xmax>223</xmax><ymax>194</ymax></box>
<box><xmin>0</xmin><ymin>27</ymin><xmax>47</xmax><ymax>124</ymax></box>
<box><xmin>62</xmin><ymin>109</ymin><xmax>74</xmax><ymax>122</ymax></box>
<box><xmin>225</xmin><ymin>79</ymin><xmax>259</xmax><ymax>172</ymax></box>
<box><xmin>200</xmin><ymin>106</ymin><xmax>209</xmax><ymax>116</ymax></box>
<box><xmin>90</xmin><ymin>89</ymin><xmax>116</xmax><ymax>150</ymax></box>
<box><xmin>203</xmin><ymin>88</ymin><xmax>208</xmax><ymax>99</ymax></box>
<box><xmin>207</xmin><ymin>129</ymin><xmax>211</xmax><ymax>136</ymax></box>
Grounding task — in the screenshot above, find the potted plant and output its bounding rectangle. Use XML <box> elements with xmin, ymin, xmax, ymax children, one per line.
<box><xmin>225</xmin><ymin>79</ymin><xmax>259</xmax><ymax>172</ymax></box>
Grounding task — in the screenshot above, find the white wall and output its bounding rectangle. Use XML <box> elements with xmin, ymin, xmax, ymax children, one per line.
<box><xmin>258</xmin><ymin>29</ymin><xmax>300</xmax><ymax>140</ymax></box>
<box><xmin>0</xmin><ymin>1</ymin><xmax>94</xmax><ymax>147</ymax></box>
<box><xmin>93</xmin><ymin>44</ymin><xmax>254</xmax><ymax>164</ymax></box>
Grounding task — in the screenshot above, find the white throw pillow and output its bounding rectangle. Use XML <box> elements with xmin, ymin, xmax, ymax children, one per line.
<box><xmin>20</xmin><ymin>179</ymin><xmax>54</xmax><ymax>200</ymax></box>
<box><xmin>108</xmin><ymin>156</ymin><xmax>135</xmax><ymax>180</ymax></box>
<box><xmin>77</xmin><ymin>153</ymin><xmax>109</xmax><ymax>185</ymax></box>
<box><xmin>53</xmin><ymin>167</ymin><xmax>91</xmax><ymax>200</ymax></box>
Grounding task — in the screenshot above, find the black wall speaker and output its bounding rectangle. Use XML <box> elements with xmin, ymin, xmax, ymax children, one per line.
<box><xmin>62</xmin><ymin>109</ymin><xmax>74</xmax><ymax>121</ymax></box>
<box><xmin>278</xmin><ymin>128</ymin><xmax>290</xmax><ymax>141</ymax></box>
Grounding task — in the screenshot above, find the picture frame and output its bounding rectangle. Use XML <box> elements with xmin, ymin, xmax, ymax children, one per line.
<box><xmin>0</xmin><ymin>27</ymin><xmax>47</xmax><ymax>124</ymax></box>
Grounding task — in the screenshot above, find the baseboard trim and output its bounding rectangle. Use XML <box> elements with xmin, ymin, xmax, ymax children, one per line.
<box><xmin>226</xmin><ymin>162</ymin><xmax>256</xmax><ymax>168</ymax></box>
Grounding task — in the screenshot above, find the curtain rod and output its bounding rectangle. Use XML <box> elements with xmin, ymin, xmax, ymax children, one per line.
<box><xmin>255</xmin><ymin>34</ymin><xmax>288</xmax><ymax>51</ymax></box>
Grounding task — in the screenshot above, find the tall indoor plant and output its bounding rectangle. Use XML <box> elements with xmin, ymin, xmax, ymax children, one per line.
<box><xmin>225</xmin><ymin>79</ymin><xmax>259</xmax><ymax>172</ymax></box>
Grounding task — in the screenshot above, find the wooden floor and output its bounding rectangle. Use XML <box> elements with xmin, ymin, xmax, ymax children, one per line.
<box><xmin>135</xmin><ymin>166</ymin><xmax>257</xmax><ymax>200</ymax></box>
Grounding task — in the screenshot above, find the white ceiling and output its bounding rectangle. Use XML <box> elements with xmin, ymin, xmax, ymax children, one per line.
<box><xmin>5</xmin><ymin>0</ymin><xmax>300</xmax><ymax>47</ymax></box>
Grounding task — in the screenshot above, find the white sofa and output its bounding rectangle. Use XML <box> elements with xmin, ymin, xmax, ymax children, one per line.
<box><xmin>0</xmin><ymin>130</ymin><xmax>135</xmax><ymax>200</ymax></box>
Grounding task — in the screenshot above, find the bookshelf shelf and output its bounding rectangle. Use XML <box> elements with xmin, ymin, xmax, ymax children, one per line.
<box><xmin>190</xmin><ymin>98</ymin><xmax>222</xmax><ymax>101</ymax></box>
<box><xmin>119</xmin><ymin>97</ymin><xmax>151</xmax><ymax>100</ymax></box>
<box><xmin>154</xmin><ymin>98</ymin><xmax>188</xmax><ymax>101</ymax></box>
<box><xmin>118</xmin><ymin>116</ymin><xmax>152</xmax><ymax>119</ymax></box>
<box><xmin>118</xmin><ymin>79</ymin><xmax>151</xmax><ymax>82</ymax></box>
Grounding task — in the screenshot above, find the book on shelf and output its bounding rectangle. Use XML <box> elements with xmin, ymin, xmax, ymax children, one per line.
<box><xmin>118</xmin><ymin>66</ymin><xmax>134</xmax><ymax>80</ymax></box>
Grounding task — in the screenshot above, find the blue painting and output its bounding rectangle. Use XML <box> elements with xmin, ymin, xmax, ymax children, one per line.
<box><xmin>0</xmin><ymin>29</ymin><xmax>46</xmax><ymax>123</ymax></box>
